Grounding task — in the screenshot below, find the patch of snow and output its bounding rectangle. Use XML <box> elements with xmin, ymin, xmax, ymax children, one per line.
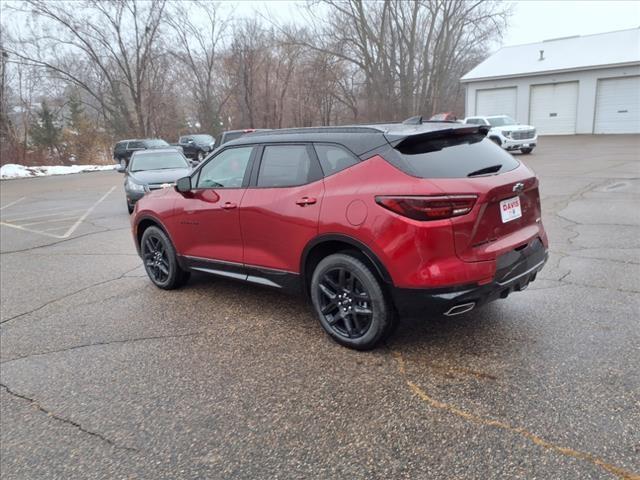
<box><xmin>0</xmin><ymin>163</ymin><xmax>115</xmax><ymax>179</ymax></box>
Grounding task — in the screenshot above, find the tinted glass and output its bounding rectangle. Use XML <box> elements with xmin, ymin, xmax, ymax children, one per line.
<box><xmin>220</xmin><ymin>131</ymin><xmax>244</xmax><ymax>144</ymax></box>
<box><xmin>314</xmin><ymin>144</ymin><xmax>359</xmax><ymax>177</ymax></box>
<box><xmin>257</xmin><ymin>145</ymin><xmax>312</xmax><ymax>188</ymax></box>
<box><xmin>387</xmin><ymin>135</ymin><xmax>519</xmax><ymax>178</ymax></box>
<box><xmin>128</xmin><ymin>141</ymin><xmax>144</xmax><ymax>149</ymax></box>
<box><xmin>487</xmin><ymin>116</ymin><xmax>516</xmax><ymax>127</ymax></box>
<box><xmin>465</xmin><ymin>118</ymin><xmax>481</xmax><ymax>125</ymax></box>
<box><xmin>196</xmin><ymin>146</ymin><xmax>253</xmax><ymax>188</ymax></box>
<box><xmin>130</xmin><ymin>152</ymin><xmax>189</xmax><ymax>172</ymax></box>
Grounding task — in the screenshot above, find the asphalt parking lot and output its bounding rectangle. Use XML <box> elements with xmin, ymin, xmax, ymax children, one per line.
<box><xmin>1</xmin><ymin>135</ymin><xmax>639</xmax><ymax>479</ymax></box>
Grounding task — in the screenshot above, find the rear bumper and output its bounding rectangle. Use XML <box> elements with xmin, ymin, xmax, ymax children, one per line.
<box><xmin>391</xmin><ymin>238</ymin><xmax>548</xmax><ymax>317</ymax></box>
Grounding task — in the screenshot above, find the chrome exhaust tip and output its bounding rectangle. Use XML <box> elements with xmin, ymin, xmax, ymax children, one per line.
<box><xmin>444</xmin><ymin>302</ymin><xmax>476</xmax><ymax>316</ymax></box>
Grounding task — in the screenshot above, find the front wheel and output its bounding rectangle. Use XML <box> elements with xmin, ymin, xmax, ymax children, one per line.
<box><xmin>310</xmin><ymin>253</ymin><xmax>395</xmax><ymax>350</ymax></box>
<box><xmin>140</xmin><ymin>226</ymin><xmax>190</xmax><ymax>289</ymax></box>
<box><xmin>520</xmin><ymin>148</ymin><xmax>533</xmax><ymax>154</ymax></box>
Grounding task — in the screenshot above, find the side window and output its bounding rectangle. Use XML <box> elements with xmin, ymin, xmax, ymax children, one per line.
<box><xmin>257</xmin><ymin>145</ymin><xmax>314</xmax><ymax>188</ymax></box>
<box><xmin>314</xmin><ymin>144</ymin><xmax>359</xmax><ymax>177</ymax></box>
<box><xmin>465</xmin><ymin>118</ymin><xmax>478</xmax><ymax>125</ymax></box>
<box><xmin>128</xmin><ymin>141</ymin><xmax>144</xmax><ymax>149</ymax></box>
<box><xmin>196</xmin><ymin>146</ymin><xmax>253</xmax><ymax>189</ymax></box>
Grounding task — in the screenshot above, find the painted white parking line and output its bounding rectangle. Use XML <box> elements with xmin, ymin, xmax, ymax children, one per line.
<box><xmin>2</xmin><ymin>209</ymin><xmax>86</xmax><ymax>222</ymax></box>
<box><xmin>0</xmin><ymin>186</ymin><xmax>116</xmax><ymax>239</ymax></box>
<box><xmin>20</xmin><ymin>215</ymin><xmax>85</xmax><ymax>227</ymax></box>
<box><xmin>0</xmin><ymin>197</ymin><xmax>26</xmax><ymax>211</ymax></box>
<box><xmin>61</xmin><ymin>186</ymin><xmax>117</xmax><ymax>238</ymax></box>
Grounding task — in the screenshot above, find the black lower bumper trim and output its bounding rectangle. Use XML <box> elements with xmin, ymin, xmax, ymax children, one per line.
<box><xmin>392</xmin><ymin>240</ymin><xmax>548</xmax><ymax>317</ymax></box>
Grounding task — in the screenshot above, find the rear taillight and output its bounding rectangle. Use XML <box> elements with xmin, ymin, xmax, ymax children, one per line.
<box><xmin>375</xmin><ymin>195</ymin><xmax>477</xmax><ymax>221</ymax></box>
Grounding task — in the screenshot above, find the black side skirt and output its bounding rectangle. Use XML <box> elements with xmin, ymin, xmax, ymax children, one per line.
<box><xmin>179</xmin><ymin>255</ymin><xmax>302</xmax><ymax>295</ymax></box>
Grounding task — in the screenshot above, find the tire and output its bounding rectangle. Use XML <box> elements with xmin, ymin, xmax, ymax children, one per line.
<box><xmin>520</xmin><ymin>148</ymin><xmax>533</xmax><ymax>154</ymax></box>
<box><xmin>197</xmin><ymin>151</ymin><xmax>204</xmax><ymax>162</ymax></box>
<box><xmin>127</xmin><ymin>202</ymin><xmax>134</xmax><ymax>214</ymax></box>
<box><xmin>489</xmin><ymin>136</ymin><xmax>502</xmax><ymax>146</ymax></box>
<box><xmin>140</xmin><ymin>226</ymin><xmax>190</xmax><ymax>290</ymax></box>
<box><xmin>120</xmin><ymin>157</ymin><xmax>127</xmax><ymax>169</ymax></box>
<box><xmin>310</xmin><ymin>253</ymin><xmax>395</xmax><ymax>350</ymax></box>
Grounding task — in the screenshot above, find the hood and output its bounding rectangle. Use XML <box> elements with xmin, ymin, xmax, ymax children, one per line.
<box><xmin>129</xmin><ymin>167</ymin><xmax>191</xmax><ymax>185</ymax></box>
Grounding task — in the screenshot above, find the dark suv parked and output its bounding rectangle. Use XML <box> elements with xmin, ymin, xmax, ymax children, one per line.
<box><xmin>175</xmin><ymin>134</ymin><xmax>216</xmax><ymax>162</ymax></box>
<box><xmin>131</xmin><ymin>119</ymin><xmax>548</xmax><ymax>350</ymax></box>
<box><xmin>113</xmin><ymin>139</ymin><xmax>171</xmax><ymax>168</ymax></box>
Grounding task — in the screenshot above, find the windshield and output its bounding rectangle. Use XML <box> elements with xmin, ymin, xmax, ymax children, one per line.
<box><xmin>146</xmin><ymin>139</ymin><xmax>169</xmax><ymax>147</ymax></box>
<box><xmin>192</xmin><ymin>134</ymin><xmax>214</xmax><ymax>143</ymax></box>
<box><xmin>130</xmin><ymin>152</ymin><xmax>188</xmax><ymax>172</ymax></box>
<box><xmin>487</xmin><ymin>116</ymin><xmax>516</xmax><ymax>127</ymax></box>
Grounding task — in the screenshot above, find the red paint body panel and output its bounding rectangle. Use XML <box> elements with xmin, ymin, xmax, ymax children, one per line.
<box><xmin>240</xmin><ymin>180</ymin><xmax>325</xmax><ymax>271</ymax></box>
<box><xmin>133</xmin><ymin>147</ymin><xmax>547</xmax><ymax>292</ymax></box>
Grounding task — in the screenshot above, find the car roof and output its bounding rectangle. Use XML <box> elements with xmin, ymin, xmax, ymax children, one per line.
<box><xmin>222</xmin><ymin>122</ymin><xmax>475</xmax><ymax>156</ymax></box>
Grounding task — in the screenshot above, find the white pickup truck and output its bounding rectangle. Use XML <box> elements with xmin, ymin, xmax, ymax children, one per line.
<box><xmin>463</xmin><ymin>115</ymin><xmax>537</xmax><ymax>154</ymax></box>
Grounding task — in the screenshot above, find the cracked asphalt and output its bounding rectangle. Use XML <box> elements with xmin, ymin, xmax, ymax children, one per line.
<box><xmin>1</xmin><ymin>135</ymin><xmax>639</xmax><ymax>479</ymax></box>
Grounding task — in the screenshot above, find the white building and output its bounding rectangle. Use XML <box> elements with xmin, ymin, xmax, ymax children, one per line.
<box><xmin>461</xmin><ymin>28</ymin><xmax>640</xmax><ymax>135</ymax></box>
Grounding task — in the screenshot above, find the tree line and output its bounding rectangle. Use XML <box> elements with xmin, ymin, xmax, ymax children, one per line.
<box><xmin>0</xmin><ymin>0</ymin><xmax>509</xmax><ymax>165</ymax></box>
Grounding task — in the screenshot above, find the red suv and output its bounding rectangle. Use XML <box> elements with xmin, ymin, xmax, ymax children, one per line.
<box><xmin>132</xmin><ymin>120</ymin><xmax>548</xmax><ymax>350</ymax></box>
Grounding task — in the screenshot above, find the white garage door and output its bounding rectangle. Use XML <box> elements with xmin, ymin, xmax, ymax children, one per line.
<box><xmin>594</xmin><ymin>76</ymin><xmax>640</xmax><ymax>134</ymax></box>
<box><xmin>475</xmin><ymin>88</ymin><xmax>517</xmax><ymax>118</ymax></box>
<box><xmin>529</xmin><ymin>82</ymin><xmax>578</xmax><ymax>135</ymax></box>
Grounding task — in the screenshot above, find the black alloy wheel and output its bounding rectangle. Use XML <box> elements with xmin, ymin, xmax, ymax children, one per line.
<box><xmin>311</xmin><ymin>253</ymin><xmax>395</xmax><ymax>350</ymax></box>
<box><xmin>140</xmin><ymin>226</ymin><xmax>190</xmax><ymax>289</ymax></box>
<box><xmin>317</xmin><ymin>267</ymin><xmax>373</xmax><ymax>339</ymax></box>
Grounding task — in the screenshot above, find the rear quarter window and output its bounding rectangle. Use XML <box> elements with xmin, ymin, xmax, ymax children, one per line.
<box><xmin>386</xmin><ymin>134</ymin><xmax>520</xmax><ymax>179</ymax></box>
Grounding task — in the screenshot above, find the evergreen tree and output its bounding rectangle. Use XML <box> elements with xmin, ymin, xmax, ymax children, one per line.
<box><xmin>30</xmin><ymin>101</ymin><xmax>61</xmax><ymax>152</ymax></box>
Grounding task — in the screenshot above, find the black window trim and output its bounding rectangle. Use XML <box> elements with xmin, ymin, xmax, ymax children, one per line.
<box><xmin>312</xmin><ymin>142</ymin><xmax>361</xmax><ymax>178</ymax></box>
<box><xmin>190</xmin><ymin>144</ymin><xmax>257</xmax><ymax>190</ymax></box>
<box><xmin>248</xmin><ymin>142</ymin><xmax>323</xmax><ymax>189</ymax></box>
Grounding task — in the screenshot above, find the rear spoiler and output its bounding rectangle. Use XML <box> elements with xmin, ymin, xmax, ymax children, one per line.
<box><xmin>385</xmin><ymin>125</ymin><xmax>489</xmax><ymax>151</ymax></box>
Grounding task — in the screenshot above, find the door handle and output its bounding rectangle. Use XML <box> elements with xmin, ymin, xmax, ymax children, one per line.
<box><xmin>221</xmin><ymin>202</ymin><xmax>237</xmax><ymax>210</ymax></box>
<box><xmin>296</xmin><ymin>196</ymin><xmax>317</xmax><ymax>206</ymax></box>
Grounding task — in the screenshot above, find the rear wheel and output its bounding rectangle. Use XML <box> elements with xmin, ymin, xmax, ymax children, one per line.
<box><xmin>310</xmin><ymin>253</ymin><xmax>395</xmax><ymax>350</ymax></box>
<box><xmin>141</xmin><ymin>226</ymin><xmax>190</xmax><ymax>289</ymax></box>
<box><xmin>520</xmin><ymin>148</ymin><xmax>533</xmax><ymax>154</ymax></box>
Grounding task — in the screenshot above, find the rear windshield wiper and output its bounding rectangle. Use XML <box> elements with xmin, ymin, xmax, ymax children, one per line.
<box><xmin>467</xmin><ymin>164</ymin><xmax>502</xmax><ymax>177</ymax></box>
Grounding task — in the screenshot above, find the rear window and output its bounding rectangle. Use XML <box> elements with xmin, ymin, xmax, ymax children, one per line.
<box><xmin>387</xmin><ymin>134</ymin><xmax>519</xmax><ymax>178</ymax></box>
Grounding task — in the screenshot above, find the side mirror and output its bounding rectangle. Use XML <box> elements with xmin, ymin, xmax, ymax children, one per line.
<box><xmin>189</xmin><ymin>160</ymin><xmax>199</xmax><ymax>167</ymax></box>
<box><xmin>176</xmin><ymin>176</ymin><xmax>192</xmax><ymax>193</ymax></box>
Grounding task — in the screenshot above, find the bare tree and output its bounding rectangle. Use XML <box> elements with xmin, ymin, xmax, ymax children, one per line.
<box><xmin>166</xmin><ymin>1</ymin><xmax>230</xmax><ymax>135</ymax></box>
<box><xmin>5</xmin><ymin>0</ymin><xmax>167</xmax><ymax>136</ymax></box>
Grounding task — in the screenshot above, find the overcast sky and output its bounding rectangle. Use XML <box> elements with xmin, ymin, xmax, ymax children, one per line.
<box><xmin>503</xmin><ymin>0</ymin><xmax>640</xmax><ymax>46</ymax></box>
<box><xmin>236</xmin><ymin>0</ymin><xmax>640</xmax><ymax>49</ymax></box>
